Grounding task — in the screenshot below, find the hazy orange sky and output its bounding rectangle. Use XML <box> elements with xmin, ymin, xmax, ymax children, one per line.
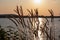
<box><xmin>0</xmin><ymin>0</ymin><xmax>60</xmax><ymax>16</ymax></box>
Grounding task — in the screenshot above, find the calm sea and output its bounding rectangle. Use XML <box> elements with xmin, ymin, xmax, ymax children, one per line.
<box><xmin>0</xmin><ymin>18</ymin><xmax>60</xmax><ymax>40</ymax></box>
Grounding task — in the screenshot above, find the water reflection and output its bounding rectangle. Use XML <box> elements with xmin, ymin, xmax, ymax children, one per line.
<box><xmin>34</xmin><ymin>18</ymin><xmax>60</xmax><ymax>40</ymax></box>
<box><xmin>0</xmin><ymin>18</ymin><xmax>60</xmax><ymax>40</ymax></box>
<box><xmin>34</xmin><ymin>18</ymin><xmax>46</xmax><ymax>40</ymax></box>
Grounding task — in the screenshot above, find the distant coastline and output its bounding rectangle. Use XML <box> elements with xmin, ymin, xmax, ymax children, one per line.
<box><xmin>0</xmin><ymin>14</ymin><xmax>60</xmax><ymax>18</ymax></box>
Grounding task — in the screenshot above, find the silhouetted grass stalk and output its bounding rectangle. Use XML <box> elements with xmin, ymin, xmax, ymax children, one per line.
<box><xmin>7</xmin><ymin>6</ymin><xmax>56</xmax><ymax>40</ymax></box>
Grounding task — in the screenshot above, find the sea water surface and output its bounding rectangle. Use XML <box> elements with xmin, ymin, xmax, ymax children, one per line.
<box><xmin>0</xmin><ymin>18</ymin><xmax>60</xmax><ymax>40</ymax></box>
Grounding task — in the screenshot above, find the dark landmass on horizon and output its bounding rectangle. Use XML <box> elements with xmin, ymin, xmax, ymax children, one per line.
<box><xmin>0</xmin><ymin>14</ymin><xmax>60</xmax><ymax>18</ymax></box>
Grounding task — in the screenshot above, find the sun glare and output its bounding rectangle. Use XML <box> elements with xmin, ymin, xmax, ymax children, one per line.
<box><xmin>39</xmin><ymin>18</ymin><xmax>42</xmax><ymax>25</ymax></box>
<box><xmin>34</xmin><ymin>0</ymin><xmax>42</xmax><ymax>4</ymax></box>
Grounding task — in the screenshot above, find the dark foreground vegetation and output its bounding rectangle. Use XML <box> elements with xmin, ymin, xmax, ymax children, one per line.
<box><xmin>0</xmin><ymin>6</ymin><xmax>60</xmax><ymax>40</ymax></box>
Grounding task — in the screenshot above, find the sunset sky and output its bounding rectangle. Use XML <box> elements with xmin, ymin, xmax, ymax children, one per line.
<box><xmin>0</xmin><ymin>0</ymin><xmax>60</xmax><ymax>16</ymax></box>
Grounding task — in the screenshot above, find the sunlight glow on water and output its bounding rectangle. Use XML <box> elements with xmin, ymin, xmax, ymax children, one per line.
<box><xmin>34</xmin><ymin>18</ymin><xmax>43</xmax><ymax>40</ymax></box>
<box><xmin>39</xmin><ymin>18</ymin><xmax>43</xmax><ymax>25</ymax></box>
<box><xmin>38</xmin><ymin>30</ymin><xmax>43</xmax><ymax>40</ymax></box>
<box><xmin>38</xmin><ymin>18</ymin><xmax>44</xmax><ymax>40</ymax></box>
<box><xmin>0</xmin><ymin>18</ymin><xmax>60</xmax><ymax>40</ymax></box>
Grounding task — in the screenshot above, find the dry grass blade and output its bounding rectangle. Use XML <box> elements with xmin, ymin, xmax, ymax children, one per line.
<box><xmin>48</xmin><ymin>9</ymin><xmax>54</xmax><ymax>16</ymax></box>
<box><xmin>20</xmin><ymin>6</ymin><xmax>23</xmax><ymax>16</ymax></box>
<box><xmin>10</xmin><ymin>15</ymin><xmax>20</xmax><ymax>24</ymax></box>
<box><xmin>8</xmin><ymin>18</ymin><xmax>18</xmax><ymax>26</ymax></box>
<box><xmin>12</xmin><ymin>18</ymin><xmax>20</xmax><ymax>24</ymax></box>
<box><xmin>27</xmin><ymin>9</ymin><xmax>33</xmax><ymax>16</ymax></box>
<box><xmin>48</xmin><ymin>9</ymin><xmax>54</xmax><ymax>22</ymax></box>
<box><xmin>34</xmin><ymin>9</ymin><xmax>38</xmax><ymax>16</ymax></box>
<box><xmin>27</xmin><ymin>9</ymin><xmax>31</xmax><ymax>15</ymax></box>
<box><xmin>28</xmin><ymin>18</ymin><xmax>33</xmax><ymax>26</ymax></box>
<box><xmin>31</xmin><ymin>9</ymin><xmax>33</xmax><ymax>16</ymax></box>
<box><xmin>27</xmin><ymin>20</ymin><xmax>33</xmax><ymax>30</ymax></box>
<box><xmin>48</xmin><ymin>9</ymin><xmax>55</xmax><ymax>40</ymax></box>
<box><xmin>10</xmin><ymin>5</ymin><xmax>57</xmax><ymax>40</ymax></box>
<box><xmin>14</xmin><ymin>6</ymin><xmax>20</xmax><ymax>16</ymax></box>
<box><xmin>40</xmin><ymin>27</ymin><xmax>52</xmax><ymax>40</ymax></box>
<box><xmin>22</xmin><ymin>19</ymin><xmax>27</xmax><ymax>27</ymax></box>
<box><xmin>27</xmin><ymin>20</ymin><xmax>31</xmax><ymax>29</ymax></box>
